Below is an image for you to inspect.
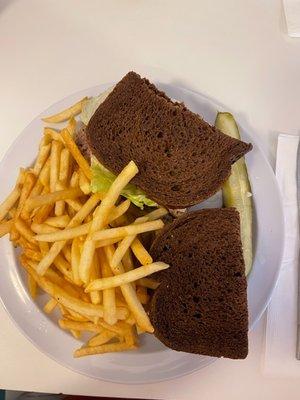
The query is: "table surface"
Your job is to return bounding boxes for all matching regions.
[1,0,300,399]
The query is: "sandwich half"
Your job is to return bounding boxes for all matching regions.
[149,208,248,359]
[86,71,252,208]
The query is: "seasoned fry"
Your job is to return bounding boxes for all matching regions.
[21,180,44,219]
[74,342,136,358]
[99,249,117,325]
[26,187,83,211]
[33,143,51,176]
[104,245,154,332]
[130,238,153,265]
[32,204,53,224]
[43,298,57,314]
[36,193,102,275]
[45,215,70,228]
[0,220,13,238]
[85,262,169,291]
[91,219,164,242]
[61,127,91,180]
[42,97,87,123]
[70,170,79,188]
[79,161,138,284]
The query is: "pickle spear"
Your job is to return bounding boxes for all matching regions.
[215,112,253,275]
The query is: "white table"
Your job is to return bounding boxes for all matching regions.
[0,0,300,399]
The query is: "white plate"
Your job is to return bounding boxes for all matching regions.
[0,83,284,384]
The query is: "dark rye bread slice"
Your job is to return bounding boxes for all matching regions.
[149,208,248,359]
[86,71,252,208]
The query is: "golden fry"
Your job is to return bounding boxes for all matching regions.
[43,298,57,314]
[87,330,117,347]
[137,277,159,290]
[28,273,37,299]
[44,215,70,228]
[42,97,87,123]
[61,127,91,180]
[99,249,117,325]
[74,342,136,358]
[130,238,153,265]
[26,187,83,211]
[0,186,21,222]
[85,262,169,291]
[33,143,51,176]
[14,218,35,244]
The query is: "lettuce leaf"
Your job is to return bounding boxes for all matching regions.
[81,87,114,125]
[91,157,157,210]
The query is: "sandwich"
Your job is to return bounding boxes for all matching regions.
[149,208,248,359]
[77,71,252,209]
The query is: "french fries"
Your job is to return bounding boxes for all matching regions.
[85,262,169,291]
[42,97,87,123]
[0,109,169,357]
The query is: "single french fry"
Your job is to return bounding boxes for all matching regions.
[28,273,37,299]
[0,220,13,238]
[39,158,51,187]
[65,198,83,212]
[79,168,91,195]
[43,298,57,314]
[21,180,44,220]
[23,248,42,262]
[55,148,71,216]
[79,162,138,284]
[61,127,91,180]
[32,204,53,224]
[89,252,102,305]
[99,249,117,325]
[70,170,79,188]
[14,218,36,244]
[70,330,81,339]
[59,319,102,333]
[36,193,103,275]
[65,308,89,322]
[95,237,122,248]
[62,244,72,264]
[44,215,70,228]
[42,97,87,123]
[71,237,82,286]
[87,330,117,347]
[0,186,21,223]
[15,172,36,219]
[85,262,169,291]
[91,220,164,242]
[137,277,160,290]
[104,245,154,333]
[31,222,59,234]
[33,143,51,176]
[74,342,136,358]
[50,141,62,193]
[26,187,83,211]
[130,238,153,265]
[43,127,64,143]
[122,249,134,272]
[53,254,73,281]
